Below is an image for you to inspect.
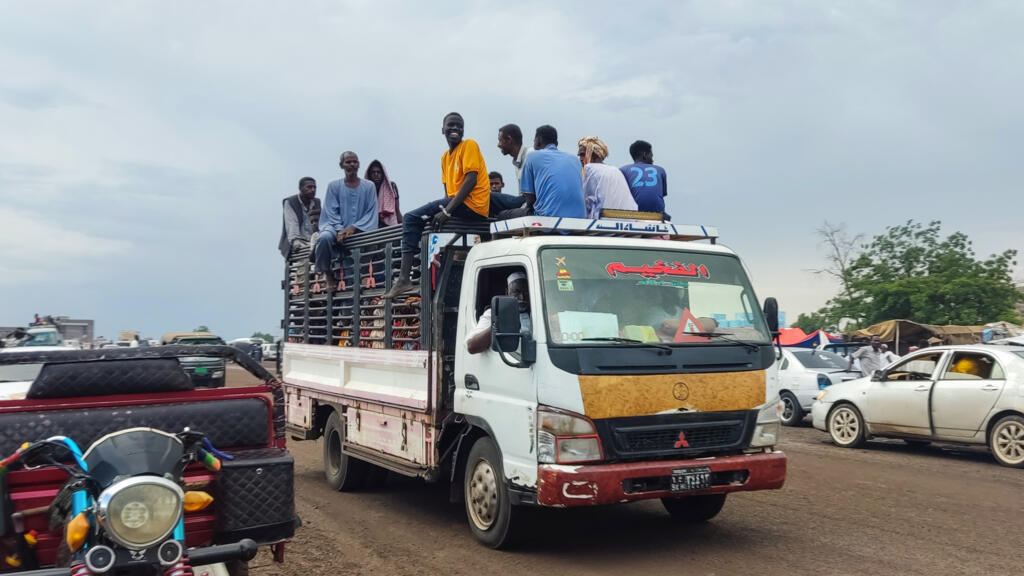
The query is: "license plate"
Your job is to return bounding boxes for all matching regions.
[194,366,208,375]
[670,466,711,492]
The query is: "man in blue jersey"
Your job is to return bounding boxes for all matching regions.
[519,125,585,218]
[620,140,668,215]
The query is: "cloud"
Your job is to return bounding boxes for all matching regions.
[1,1,1022,335]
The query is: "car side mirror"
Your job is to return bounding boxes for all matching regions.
[871,369,884,381]
[491,296,535,367]
[763,297,780,336]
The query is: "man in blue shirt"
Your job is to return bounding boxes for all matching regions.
[316,151,378,291]
[519,125,585,218]
[620,140,668,215]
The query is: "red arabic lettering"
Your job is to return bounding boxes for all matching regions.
[605,261,710,279]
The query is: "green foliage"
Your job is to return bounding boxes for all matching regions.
[194,325,210,332]
[251,331,274,343]
[793,311,842,333]
[807,220,1021,329]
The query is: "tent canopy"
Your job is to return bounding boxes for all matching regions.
[847,319,987,353]
[778,328,842,348]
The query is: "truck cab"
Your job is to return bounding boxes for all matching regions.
[282,216,786,548]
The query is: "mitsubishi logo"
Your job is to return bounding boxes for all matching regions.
[674,431,690,448]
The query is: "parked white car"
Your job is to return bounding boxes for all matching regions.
[777,347,859,426]
[811,344,1024,467]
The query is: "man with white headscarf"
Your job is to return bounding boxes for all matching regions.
[466,271,532,354]
[577,136,637,219]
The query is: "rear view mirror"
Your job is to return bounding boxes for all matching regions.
[763,297,780,335]
[491,296,522,354]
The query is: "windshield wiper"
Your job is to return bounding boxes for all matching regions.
[580,337,672,353]
[685,332,763,352]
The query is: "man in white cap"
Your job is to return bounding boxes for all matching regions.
[466,271,531,354]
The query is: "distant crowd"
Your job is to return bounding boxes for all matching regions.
[279,112,670,296]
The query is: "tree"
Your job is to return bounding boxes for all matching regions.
[811,220,1020,327]
[251,332,274,343]
[793,311,841,333]
[194,325,210,332]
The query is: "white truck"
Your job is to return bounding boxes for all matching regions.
[281,216,786,548]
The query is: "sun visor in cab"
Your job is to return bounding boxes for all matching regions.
[27,358,195,399]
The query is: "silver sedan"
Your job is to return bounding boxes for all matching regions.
[811,344,1024,467]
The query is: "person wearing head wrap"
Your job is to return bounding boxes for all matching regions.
[466,271,532,354]
[364,160,402,227]
[577,136,637,219]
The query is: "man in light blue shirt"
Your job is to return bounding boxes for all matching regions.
[316,151,378,291]
[519,125,585,218]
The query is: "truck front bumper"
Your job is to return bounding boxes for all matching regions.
[536,451,786,507]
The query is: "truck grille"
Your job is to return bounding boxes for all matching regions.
[595,410,755,460]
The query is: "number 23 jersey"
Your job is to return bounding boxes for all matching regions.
[619,162,667,213]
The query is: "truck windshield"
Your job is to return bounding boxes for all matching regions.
[540,247,770,346]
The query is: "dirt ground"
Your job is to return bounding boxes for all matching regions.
[231,365,1024,576]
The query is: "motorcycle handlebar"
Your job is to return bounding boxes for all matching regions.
[14,538,259,575]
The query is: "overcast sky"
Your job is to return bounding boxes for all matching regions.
[2,1,1022,340]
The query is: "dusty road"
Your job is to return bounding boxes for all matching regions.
[232,366,1023,576]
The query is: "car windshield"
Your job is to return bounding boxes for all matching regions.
[0,363,43,383]
[790,349,848,370]
[539,247,770,346]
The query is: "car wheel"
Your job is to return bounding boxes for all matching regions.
[323,411,366,491]
[989,414,1024,468]
[661,494,727,522]
[464,436,518,549]
[779,392,803,426]
[828,403,866,448]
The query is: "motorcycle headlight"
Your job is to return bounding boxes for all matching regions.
[749,398,782,449]
[97,477,183,550]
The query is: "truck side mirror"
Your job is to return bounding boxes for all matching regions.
[763,297,779,335]
[491,296,521,354]
[490,296,535,367]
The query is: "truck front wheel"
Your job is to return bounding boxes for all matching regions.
[323,411,366,491]
[463,437,518,549]
[661,494,727,522]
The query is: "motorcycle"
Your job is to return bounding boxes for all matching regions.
[0,427,257,575]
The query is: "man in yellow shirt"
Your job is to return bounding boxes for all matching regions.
[385,112,490,299]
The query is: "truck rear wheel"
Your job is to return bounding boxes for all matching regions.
[323,411,366,491]
[661,494,727,522]
[463,437,518,549]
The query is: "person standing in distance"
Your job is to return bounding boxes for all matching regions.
[620,140,668,215]
[385,112,490,299]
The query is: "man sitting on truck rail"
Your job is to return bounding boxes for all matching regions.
[278,176,320,258]
[316,151,379,291]
[577,136,637,218]
[385,112,490,299]
[519,124,586,218]
[466,271,531,354]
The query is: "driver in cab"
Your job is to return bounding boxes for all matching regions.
[467,272,531,354]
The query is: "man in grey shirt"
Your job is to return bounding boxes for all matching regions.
[279,177,320,258]
[850,335,885,377]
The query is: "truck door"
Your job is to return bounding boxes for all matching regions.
[454,262,538,487]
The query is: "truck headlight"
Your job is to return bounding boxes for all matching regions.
[97,477,183,550]
[749,398,782,448]
[537,406,603,464]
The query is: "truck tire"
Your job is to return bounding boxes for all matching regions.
[463,436,518,549]
[779,391,803,426]
[323,411,366,491]
[661,494,727,522]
